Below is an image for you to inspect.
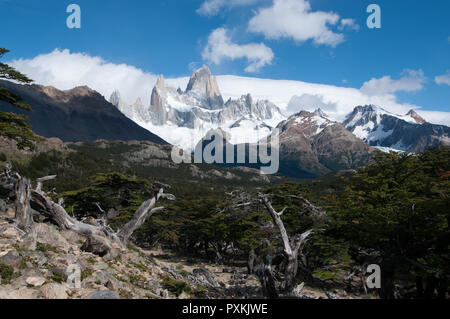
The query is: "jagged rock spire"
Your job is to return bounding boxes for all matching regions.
[185,65,224,109]
[155,75,165,90]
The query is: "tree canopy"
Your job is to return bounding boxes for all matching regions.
[0,48,39,149]
[331,147,450,298]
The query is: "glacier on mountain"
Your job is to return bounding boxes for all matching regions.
[110,65,285,150]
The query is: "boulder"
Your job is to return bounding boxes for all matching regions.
[26,276,46,287]
[40,283,68,299]
[81,235,111,257]
[0,226,18,240]
[83,270,114,286]
[0,250,22,267]
[0,285,41,299]
[84,290,120,299]
[106,279,122,292]
[35,223,70,251]
[178,291,190,299]
[60,229,85,244]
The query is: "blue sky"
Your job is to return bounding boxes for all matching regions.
[1,0,449,114]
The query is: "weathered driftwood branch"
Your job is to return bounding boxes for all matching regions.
[117,182,175,245]
[1,168,176,252]
[35,175,56,192]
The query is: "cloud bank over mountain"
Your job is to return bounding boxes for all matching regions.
[9,49,159,106]
[9,49,450,126]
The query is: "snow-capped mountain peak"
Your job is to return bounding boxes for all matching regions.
[344,105,449,152]
[185,65,224,109]
[313,108,329,118]
[344,105,428,130]
[110,66,285,150]
[276,110,335,139]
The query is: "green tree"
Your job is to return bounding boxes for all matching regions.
[332,147,449,299]
[0,48,39,149]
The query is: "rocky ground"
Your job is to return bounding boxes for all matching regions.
[0,196,264,299]
[0,198,367,300]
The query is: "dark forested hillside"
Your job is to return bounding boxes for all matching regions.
[0,80,168,144]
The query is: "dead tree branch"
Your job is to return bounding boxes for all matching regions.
[0,167,176,253]
[259,193,313,293]
[117,182,175,245]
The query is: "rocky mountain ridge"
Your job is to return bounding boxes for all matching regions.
[343,105,450,152]
[0,80,168,145]
[273,110,374,178]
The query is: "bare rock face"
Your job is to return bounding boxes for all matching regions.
[186,65,224,109]
[274,111,374,178]
[110,90,134,120]
[111,67,284,150]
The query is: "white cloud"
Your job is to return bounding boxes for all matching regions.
[248,0,351,47]
[216,75,412,118]
[7,49,450,127]
[418,110,450,126]
[435,71,450,86]
[9,49,158,105]
[360,70,426,96]
[338,19,360,31]
[213,75,450,126]
[286,94,337,114]
[202,28,274,73]
[197,0,262,17]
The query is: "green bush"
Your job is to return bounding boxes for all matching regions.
[161,275,193,297]
[0,263,15,284]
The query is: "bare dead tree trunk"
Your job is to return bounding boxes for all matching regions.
[14,176,36,249]
[1,168,175,252]
[259,193,313,294]
[221,190,316,298]
[15,177,33,232]
[117,183,175,245]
